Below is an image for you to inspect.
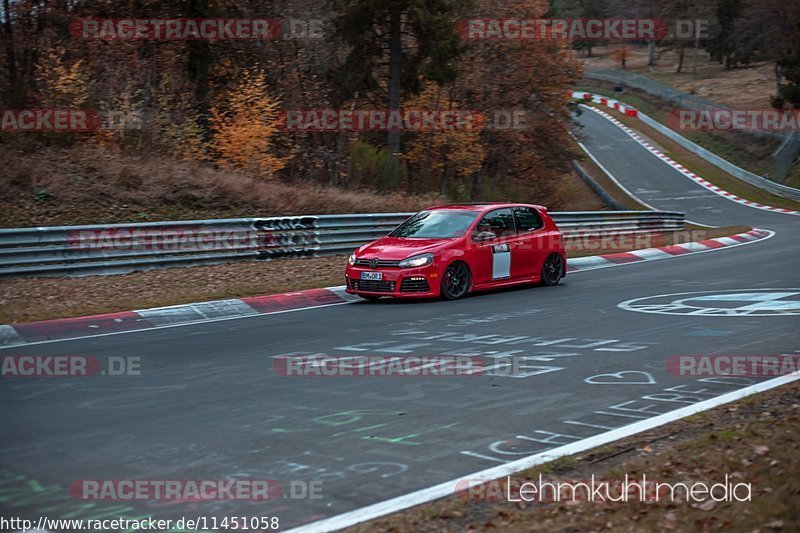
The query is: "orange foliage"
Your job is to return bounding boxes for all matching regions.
[403,85,485,196]
[612,44,631,69]
[209,69,289,179]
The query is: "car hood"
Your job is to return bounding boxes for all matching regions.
[356,236,451,260]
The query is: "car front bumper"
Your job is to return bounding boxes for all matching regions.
[344,264,440,298]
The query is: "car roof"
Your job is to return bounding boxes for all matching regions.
[426,202,546,212]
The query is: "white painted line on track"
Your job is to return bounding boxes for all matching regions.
[580,103,800,217]
[0,228,775,350]
[576,141,666,211]
[567,228,774,273]
[576,139,718,229]
[0,299,352,350]
[288,371,800,532]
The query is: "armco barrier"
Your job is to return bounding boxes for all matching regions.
[636,113,800,201]
[573,91,800,202]
[571,160,630,211]
[0,211,684,278]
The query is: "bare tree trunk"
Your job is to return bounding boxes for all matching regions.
[470,169,483,200]
[1,0,17,91]
[676,44,684,73]
[387,6,402,169]
[775,63,783,97]
[692,26,700,76]
[187,0,211,135]
[648,40,656,66]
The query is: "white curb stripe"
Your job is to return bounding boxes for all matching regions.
[627,248,674,260]
[567,255,613,268]
[676,242,710,252]
[288,371,800,532]
[136,298,259,326]
[579,102,800,217]
[0,230,775,349]
[0,324,26,347]
[566,228,773,273]
[715,236,743,246]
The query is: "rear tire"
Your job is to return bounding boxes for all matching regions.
[540,254,564,286]
[441,262,471,300]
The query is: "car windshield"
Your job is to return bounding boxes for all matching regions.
[389,210,479,239]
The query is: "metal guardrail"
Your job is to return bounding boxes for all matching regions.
[635,113,800,201]
[583,69,799,183]
[575,89,800,201]
[0,211,685,278]
[571,160,630,211]
[584,69,730,113]
[774,131,800,185]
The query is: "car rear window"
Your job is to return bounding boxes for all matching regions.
[514,207,544,231]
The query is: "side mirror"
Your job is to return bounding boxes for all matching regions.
[473,231,497,243]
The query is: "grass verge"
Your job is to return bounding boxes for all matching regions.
[572,152,649,210]
[0,225,750,324]
[579,83,800,188]
[580,99,800,211]
[564,225,750,258]
[0,141,608,228]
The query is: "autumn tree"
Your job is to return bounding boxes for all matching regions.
[611,44,631,69]
[403,85,485,197]
[454,0,582,200]
[707,0,751,68]
[548,0,609,58]
[209,69,289,179]
[663,0,717,75]
[35,47,89,108]
[329,0,467,184]
[735,0,800,108]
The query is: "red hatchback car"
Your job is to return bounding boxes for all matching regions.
[345,203,566,300]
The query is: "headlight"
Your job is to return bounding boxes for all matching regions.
[399,253,434,269]
[348,254,357,266]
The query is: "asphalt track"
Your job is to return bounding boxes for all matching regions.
[1,109,799,530]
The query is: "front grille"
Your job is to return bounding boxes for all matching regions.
[350,279,396,293]
[400,278,430,293]
[354,258,401,268]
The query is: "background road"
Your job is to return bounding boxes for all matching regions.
[2,109,798,529]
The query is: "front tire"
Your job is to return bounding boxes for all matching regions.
[441,261,471,300]
[540,254,564,286]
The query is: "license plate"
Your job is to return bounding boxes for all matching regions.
[361,272,383,281]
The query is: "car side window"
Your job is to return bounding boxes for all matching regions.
[514,207,543,232]
[475,208,516,239]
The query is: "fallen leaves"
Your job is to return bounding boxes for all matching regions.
[0,255,348,323]
[753,445,770,456]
